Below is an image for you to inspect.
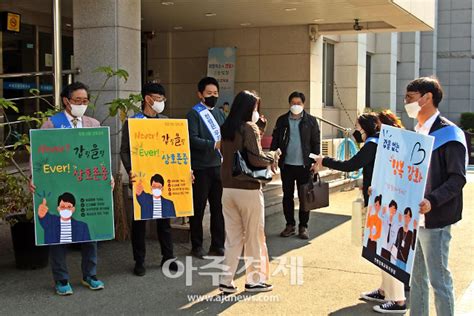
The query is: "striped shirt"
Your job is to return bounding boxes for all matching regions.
[60,220,72,243]
[153,197,162,218]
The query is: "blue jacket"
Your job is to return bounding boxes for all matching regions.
[39,213,91,244]
[136,192,176,219]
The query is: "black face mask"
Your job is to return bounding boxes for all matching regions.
[204,96,218,109]
[353,130,364,143]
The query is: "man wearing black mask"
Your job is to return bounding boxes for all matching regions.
[186,77,226,258]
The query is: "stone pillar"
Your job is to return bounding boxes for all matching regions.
[397,32,421,129]
[371,33,398,111]
[309,35,324,118]
[334,34,367,129]
[73,0,141,172]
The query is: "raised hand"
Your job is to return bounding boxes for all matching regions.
[136,179,144,196]
[38,198,49,218]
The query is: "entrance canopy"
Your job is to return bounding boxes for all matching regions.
[142,0,434,34]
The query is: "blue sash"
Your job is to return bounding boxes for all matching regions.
[430,125,466,151]
[131,112,146,119]
[192,103,221,142]
[430,125,468,166]
[50,112,72,129]
[365,137,379,145]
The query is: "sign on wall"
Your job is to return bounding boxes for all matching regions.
[207,47,236,107]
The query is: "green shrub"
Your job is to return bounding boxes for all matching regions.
[460,112,474,133]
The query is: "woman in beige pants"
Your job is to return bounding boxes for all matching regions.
[218,90,280,293]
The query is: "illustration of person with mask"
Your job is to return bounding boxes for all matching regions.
[135,173,176,219]
[38,192,91,244]
[365,194,383,253]
[186,77,226,259]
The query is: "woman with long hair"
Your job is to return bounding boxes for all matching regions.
[218,90,280,293]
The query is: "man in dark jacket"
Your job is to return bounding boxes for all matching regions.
[120,82,177,276]
[270,91,320,239]
[403,77,467,316]
[186,77,226,258]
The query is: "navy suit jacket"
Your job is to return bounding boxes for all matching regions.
[39,213,91,244]
[136,192,176,219]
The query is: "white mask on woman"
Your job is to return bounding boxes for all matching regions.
[251,111,260,123]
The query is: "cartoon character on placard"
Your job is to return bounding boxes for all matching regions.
[136,173,176,219]
[38,192,91,244]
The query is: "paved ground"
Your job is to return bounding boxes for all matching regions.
[0,174,473,315]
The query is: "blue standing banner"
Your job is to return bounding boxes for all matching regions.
[362,124,434,284]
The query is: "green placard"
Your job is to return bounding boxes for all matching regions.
[30,127,114,246]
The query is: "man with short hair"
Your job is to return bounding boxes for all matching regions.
[120,82,178,276]
[30,81,106,295]
[403,77,467,315]
[271,91,320,239]
[186,77,226,258]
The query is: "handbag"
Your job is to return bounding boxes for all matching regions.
[232,128,273,184]
[299,173,329,212]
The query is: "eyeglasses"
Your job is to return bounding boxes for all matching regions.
[69,98,89,105]
[149,94,166,102]
[404,92,421,103]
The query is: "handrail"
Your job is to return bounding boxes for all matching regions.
[315,115,351,134]
[0,68,80,79]
[4,94,53,102]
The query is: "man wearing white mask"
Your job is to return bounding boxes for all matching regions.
[270,91,320,239]
[120,82,178,276]
[403,77,467,316]
[30,82,106,295]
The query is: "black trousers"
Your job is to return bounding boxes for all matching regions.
[281,164,311,228]
[189,167,225,250]
[131,218,174,264]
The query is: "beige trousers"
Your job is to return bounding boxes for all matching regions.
[381,270,406,301]
[220,188,269,286]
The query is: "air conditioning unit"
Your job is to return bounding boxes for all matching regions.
[321,138,346,158]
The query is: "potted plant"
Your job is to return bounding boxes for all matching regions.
[460,112,474,165]
[0,98,50,269]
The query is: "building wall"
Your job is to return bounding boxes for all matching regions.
[435,0,474,123]
[147,25,329,136]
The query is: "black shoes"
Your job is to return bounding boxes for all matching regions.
[208,247,225,256]
[245,283,273,292]
[134,262,146,276]
[161,257,179,272]
[191,247,207,259]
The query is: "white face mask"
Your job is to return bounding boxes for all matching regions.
[290,105,303,115]
[70,104,87,117]
[152,188,162,197]
[152,101,165,114]
[251,111,260,123]
[404,101,421,119]
[59,209,73,219]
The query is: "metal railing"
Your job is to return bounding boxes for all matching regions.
[0,68,81,149]
[315,115,354,182]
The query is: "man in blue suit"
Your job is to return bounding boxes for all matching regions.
[38,192,91,244]
[136,174,176,219]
